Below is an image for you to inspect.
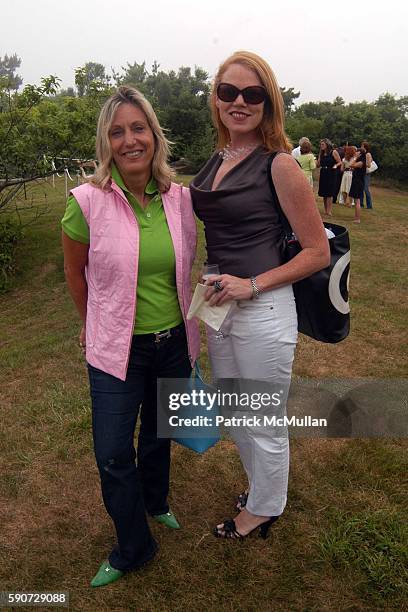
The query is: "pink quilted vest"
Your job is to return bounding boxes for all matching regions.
[71,180,200,381]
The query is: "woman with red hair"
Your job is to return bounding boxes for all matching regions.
[190,51,329,540]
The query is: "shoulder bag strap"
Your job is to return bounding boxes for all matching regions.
[194,360,204,382]
[266,152,293,236]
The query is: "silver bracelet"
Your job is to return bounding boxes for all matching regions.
[250,276,261,300]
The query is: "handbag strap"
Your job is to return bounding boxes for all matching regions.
[194,360,204,381]
[266,152,294,236]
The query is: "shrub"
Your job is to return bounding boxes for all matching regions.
[0,220,22,291]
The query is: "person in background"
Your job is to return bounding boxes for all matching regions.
[62,86,200,587]
[349,147,366,223]
[348,145,358,206]
[291,137,309,159]
[360,141,373,209]
[317,139,342,216]
[297,138,316,187]
[333,142,345,204]
[190,51,329,540]
[339,146,356,207]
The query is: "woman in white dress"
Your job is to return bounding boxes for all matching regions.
[340,146,356,207]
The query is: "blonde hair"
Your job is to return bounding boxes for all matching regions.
[90,86,174,191]
[210,50,292,153]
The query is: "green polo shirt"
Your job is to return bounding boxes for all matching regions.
[61,166,183,334]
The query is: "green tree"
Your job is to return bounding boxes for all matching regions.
[0,76,62,211]
[0,72,63,289]
[280,86,300,114]
[0,53,23,90]
[1,77,61,177]
[58,87,76,97]
[286,116,324,149]
[114,61,148,86]
[75,62,109,96]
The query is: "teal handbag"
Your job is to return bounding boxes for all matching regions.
[173,362,220,453]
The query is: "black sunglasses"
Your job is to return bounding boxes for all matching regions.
[217,82,267,105]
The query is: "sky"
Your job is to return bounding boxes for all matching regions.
[2,0,407,104]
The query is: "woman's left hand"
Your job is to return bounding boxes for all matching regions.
[79,325,86,355]
[204,275,253,306]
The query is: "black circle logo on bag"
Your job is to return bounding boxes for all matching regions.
[328,251,350,314]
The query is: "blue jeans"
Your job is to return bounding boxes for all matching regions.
[88,323,191,571]
[360,174,372,209]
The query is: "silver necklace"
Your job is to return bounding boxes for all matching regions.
[219,143,259,161]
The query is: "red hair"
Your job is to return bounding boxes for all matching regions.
[210,50,292,153]
[344,146,355,161]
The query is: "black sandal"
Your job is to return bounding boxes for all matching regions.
[213,516,279,540]
[236,490,249,511]
[213,518,243,539]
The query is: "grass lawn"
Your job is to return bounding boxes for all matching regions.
[0,177,407,611]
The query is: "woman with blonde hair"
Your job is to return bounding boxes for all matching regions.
[62,86,200,586]
[340,145,356,207]
[190,51,329,539]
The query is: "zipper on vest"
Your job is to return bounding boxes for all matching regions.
[112,185,139,378]
[180,254,192,364]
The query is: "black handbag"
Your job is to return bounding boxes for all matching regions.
[267,153,350,343]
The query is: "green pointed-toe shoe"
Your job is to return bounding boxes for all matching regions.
[91,560,124,588]
[153,509,181,529]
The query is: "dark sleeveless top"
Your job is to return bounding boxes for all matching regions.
[349,151,366,198]
[319,152,335,169]
[190,146,285,278]
[318,151,337,197]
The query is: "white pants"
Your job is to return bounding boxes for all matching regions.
[207,285,297,516]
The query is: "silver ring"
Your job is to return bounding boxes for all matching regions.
[214,280,223,292]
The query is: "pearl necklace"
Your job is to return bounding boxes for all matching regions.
[219,143,259,161]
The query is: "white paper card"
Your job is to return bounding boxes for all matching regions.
[187,283,233,331]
